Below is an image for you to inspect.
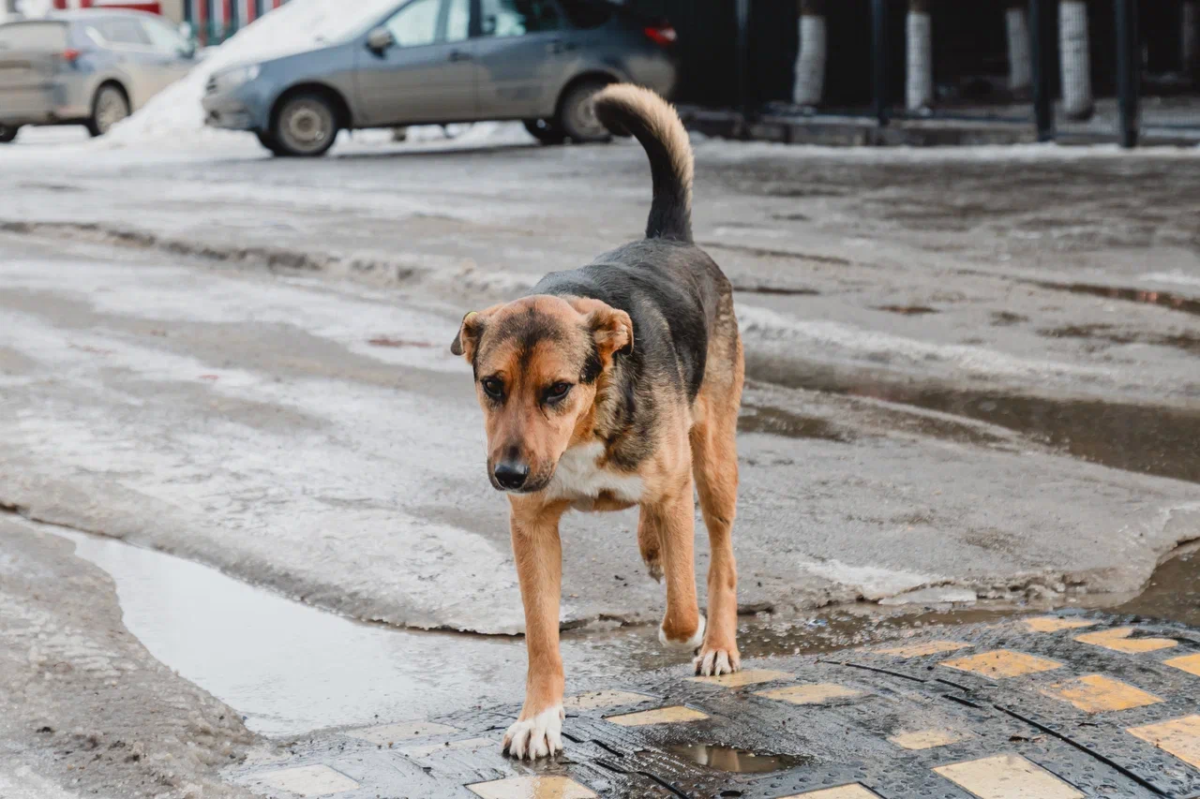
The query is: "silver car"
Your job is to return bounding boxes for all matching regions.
[0,10,195,143]
[202,0,677,157]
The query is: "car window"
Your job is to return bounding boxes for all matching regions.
[0,22,68,50]
[557,0,612,29]
[140,17,189,55]
[96,18,151,47]
[445,0,469,43]
[479,0,561,38]
[383,0,440,47]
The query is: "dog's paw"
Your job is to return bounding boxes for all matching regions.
[659,615,705,651]
[694,646,741,677]
[501,704,564,760]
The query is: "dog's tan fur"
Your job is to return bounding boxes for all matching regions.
[452,85,742,759]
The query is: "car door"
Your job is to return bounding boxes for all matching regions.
[472,0,570,119]
[88,17,159,107]
[353,0,476,127]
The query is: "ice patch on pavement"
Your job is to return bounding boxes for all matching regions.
[1144,270,1200,289]
[801,560,941,602]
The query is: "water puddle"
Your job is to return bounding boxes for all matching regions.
[874,305,940,316]
[1029,281,1200,318]
[1039,324,1200,356]
[1113,544,1200,627]
[667,744,811,773]
[733,284,821,297]
[738,406,852,442]
[747,356,1200,485]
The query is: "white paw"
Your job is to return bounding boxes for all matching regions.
[658,615,705,651]
[694,647,741,677]
[502,704,564,760]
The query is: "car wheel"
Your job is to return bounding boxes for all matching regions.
[556,81,612,144]
[0,125,18,144]
[87,85,130,137]
[255,130,287,156]
[523,118,566,146]
[271,93,339,157]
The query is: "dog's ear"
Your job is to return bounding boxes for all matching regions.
[450,311,485,360]
[571,298,633,360]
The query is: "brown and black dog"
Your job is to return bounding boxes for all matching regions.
[450,84,743,760]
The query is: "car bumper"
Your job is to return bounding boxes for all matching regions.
[202,83,271,132]
[0,84,89,125]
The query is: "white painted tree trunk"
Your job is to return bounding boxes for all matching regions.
[1006,5,1032,91]
[1059,0,1093,120]
[793,13,827,106]
[1183,1,1198,75]
[906,10,933,111]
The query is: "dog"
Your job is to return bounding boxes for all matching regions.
[450,84,743,760]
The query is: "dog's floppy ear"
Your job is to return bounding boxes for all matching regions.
[571,298,633,360]
[450,311,485,360]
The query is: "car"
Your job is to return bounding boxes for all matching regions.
[0,10,196,143]
[201,0,678,157]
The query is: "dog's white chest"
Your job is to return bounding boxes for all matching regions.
[546,441,644,507]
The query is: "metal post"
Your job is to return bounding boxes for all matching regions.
[1115,0,1140,148]
[735,0,752,121]
[1028,0,1055,141]
[871,0,890,126]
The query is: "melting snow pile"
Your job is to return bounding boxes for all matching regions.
[109,0,528,148]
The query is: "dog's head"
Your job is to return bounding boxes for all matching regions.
[451,295,633,494]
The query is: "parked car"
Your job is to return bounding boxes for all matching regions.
[0,10,195,142]
[202,0,677,157]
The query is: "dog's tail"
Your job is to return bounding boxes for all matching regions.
[593,84,693,243]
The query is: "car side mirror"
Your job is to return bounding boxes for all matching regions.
[366,27,394,52]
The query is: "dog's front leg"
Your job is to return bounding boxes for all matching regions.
[502,498,567,760]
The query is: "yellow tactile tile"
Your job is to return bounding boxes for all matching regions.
[755,683,863,705]
[933,753,1084,799]
[467,775,598,799]
[604,705,708,726]
[1127,715,1200,769]
[688,668,794,688]
[874,641,971,658]
[778,785,881,798]
[255,765,360,797]
[1039,674,1162,714]
[345,720,459,744]
[939,649,1063,680]
[1164,653,1200,678]
[1075,627,1178,654]
[1023,617,1098,633]
[563,690,652,711]
[888,728,969,750]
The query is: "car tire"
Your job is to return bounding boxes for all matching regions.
[255,130,287,156]
[556,80,612,144]
[0,125,18,144]
[270,93,339,157]
[523,118,566,146]
[86,84,130,137]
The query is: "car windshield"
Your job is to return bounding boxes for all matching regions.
[0,22,69,51]
[309,0,410,45]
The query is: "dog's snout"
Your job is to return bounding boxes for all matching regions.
[494,460,530,491]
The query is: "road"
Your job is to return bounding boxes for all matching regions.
[0,128,1198,796]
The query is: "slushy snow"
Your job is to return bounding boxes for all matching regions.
[108,0,531,149]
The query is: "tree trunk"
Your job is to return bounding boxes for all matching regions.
[1183,1,1198,79]
[1059,0,1093,120]
[1005,2,1032,92]
[793,0,827,107]
[906,0,933,112]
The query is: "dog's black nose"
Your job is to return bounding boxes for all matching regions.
[494,461,529,490]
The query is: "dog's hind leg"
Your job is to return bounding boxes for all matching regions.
[502,499,568,760]
[644,474,704,651]
[638,513,663,583]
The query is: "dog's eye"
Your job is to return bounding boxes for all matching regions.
[545,382,572,402]
[481,377,504,399]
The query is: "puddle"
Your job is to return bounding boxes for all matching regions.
[368,337,435,348]
[874,305,940,316]
[747,356,1200,485]
[1112,546,1200,627]
[732,283,821,297]
[990,311,1029,326]
[1030,281,1200,318]
[1039,324,1200,356]
[667,744,811,773]
[738,406,852,442]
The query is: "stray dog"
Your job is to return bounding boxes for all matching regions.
[450,84,743,760]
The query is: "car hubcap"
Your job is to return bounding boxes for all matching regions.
[570,89,606,138]
[96,91,128,134]
[283,102,331,152]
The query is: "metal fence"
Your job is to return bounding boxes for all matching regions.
[663,0,1200,147]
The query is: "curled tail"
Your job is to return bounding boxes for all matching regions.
[593,84,693,243]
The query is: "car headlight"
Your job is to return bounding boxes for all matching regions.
[212,64,260,92]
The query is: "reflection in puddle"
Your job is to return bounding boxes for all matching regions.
[668,744,811,773]
[747,355,1200,485]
